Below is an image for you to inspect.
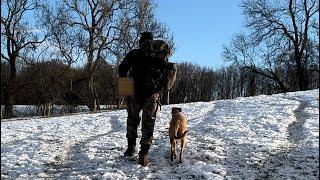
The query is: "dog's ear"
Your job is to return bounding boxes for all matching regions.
[172,107,182,113]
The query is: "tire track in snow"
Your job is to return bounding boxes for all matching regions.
[288,101,308,143]
[43,131,116,179]
[43,113,127,179]
[181,102,227,179]
[256,97,317,179]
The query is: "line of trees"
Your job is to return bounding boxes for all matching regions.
[2,58,318,114]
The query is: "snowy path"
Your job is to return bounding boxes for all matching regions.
[288,100,308,143]
[255,94,319,179]
[1,89,319,179]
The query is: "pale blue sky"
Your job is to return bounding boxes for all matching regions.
[155,0,245,68]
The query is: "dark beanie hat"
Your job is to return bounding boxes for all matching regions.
[139,32,153,43]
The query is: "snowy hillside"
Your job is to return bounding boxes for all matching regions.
[1,89,319,179]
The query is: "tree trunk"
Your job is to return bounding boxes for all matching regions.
[117,98,124,109]
[296,61,307,91]
[247,74,255,97]
[295,48,308,91]
[162,89,170,105]
[44,102,51,117]
[3,59,16,119]
[4,87,14,119]
[87,77,97,113]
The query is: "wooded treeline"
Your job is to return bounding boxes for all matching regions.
[1,0,319,118]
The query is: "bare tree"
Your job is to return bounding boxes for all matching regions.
[1,0,48,118]
[40,0,131,112]
[223,0,319,92]
[240,0,319,91]
[223,33,290,93]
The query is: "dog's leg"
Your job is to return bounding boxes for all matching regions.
[170,138,173,161]
[173,139,177,160]
[179,137,186,163]
[170,138,176,161]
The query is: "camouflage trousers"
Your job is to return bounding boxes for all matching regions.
[126,93,160,146]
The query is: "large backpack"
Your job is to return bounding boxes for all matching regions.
[141,39,177,98]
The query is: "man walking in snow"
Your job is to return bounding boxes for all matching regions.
[119,32,171,166]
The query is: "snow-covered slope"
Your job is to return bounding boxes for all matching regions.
[1,89,319,179]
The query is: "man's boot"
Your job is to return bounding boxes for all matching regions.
[138,144,150,166]
[124,138,136,156]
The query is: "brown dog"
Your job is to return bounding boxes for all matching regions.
[169,107,188,163]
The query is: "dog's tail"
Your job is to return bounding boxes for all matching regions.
[175,130,188,139]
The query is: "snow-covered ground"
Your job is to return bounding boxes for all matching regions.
[1,89,319,179]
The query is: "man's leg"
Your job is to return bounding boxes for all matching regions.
[124,96,142,156]
[139,93,160,165]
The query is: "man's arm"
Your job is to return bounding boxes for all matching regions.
[119,50,135,77]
